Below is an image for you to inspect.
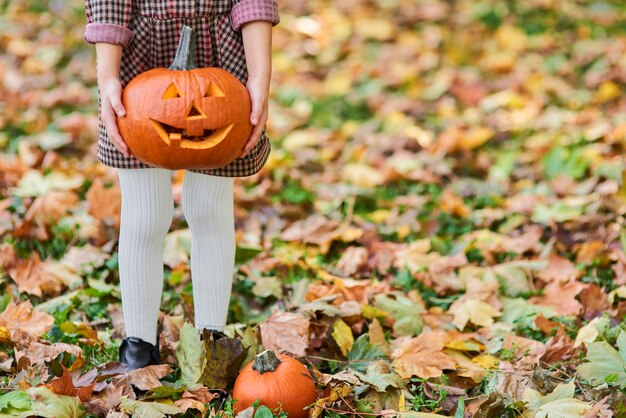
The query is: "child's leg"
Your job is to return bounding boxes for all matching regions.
[181,171,235,332]
[117,168,174,345]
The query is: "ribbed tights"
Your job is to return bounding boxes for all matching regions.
[116,168,235,345]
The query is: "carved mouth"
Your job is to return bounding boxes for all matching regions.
[149,119,233,149]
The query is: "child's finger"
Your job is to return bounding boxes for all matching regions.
[102,101,129,157]
[249,98,263,125]
[109,94,126,117]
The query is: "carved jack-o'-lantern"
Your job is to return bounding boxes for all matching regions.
[117,26,252,170]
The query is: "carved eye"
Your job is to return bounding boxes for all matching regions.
[162,83,183,99]
[205,82,225,98]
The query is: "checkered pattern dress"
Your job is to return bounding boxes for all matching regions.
[84,0,280,177]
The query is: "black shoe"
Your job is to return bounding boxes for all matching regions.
[119,336,160,371]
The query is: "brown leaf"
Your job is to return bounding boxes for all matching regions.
[534,315,563,334]
[86,178,121,229]
[576,240,605,264]
[0,300,54,341]
[86,383,124,416]
[201,332,248,389]
[46,364,96,402]
[279,214,361,253]
[536,254,580,284]
[502,335,546,365]
[24,191,79,225]
[61,244,110,275]
[391,331,456,379]
[530,280,586,316]
[113,364,173,391]
[174,398,207,413]
[579,283,609,320]
[450,82,488,106]
[541,329,577,363]
[260,312,310,357]
[368,318,390,356]
[7,252,63,296]
[180,387,218,404]
[14,341,83,367]
[336,246,369,277]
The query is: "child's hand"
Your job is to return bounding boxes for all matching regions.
[99,77,131,158]
[239,78,269,158]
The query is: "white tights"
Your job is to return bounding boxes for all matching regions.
[116,168,235,345]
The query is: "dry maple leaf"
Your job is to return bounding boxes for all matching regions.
[579,283,609,320]
[14,341,83,367]
[391,331,457,379]
[336,246,369,277]
[502,335,546,365]
[7,252,63,297]
[536,254,581,283]
[530,280,587,316]
[86,178,121,229]
[0,300,54,341]
[259,311,310,357]
[450,298,502,330]
[46,364,95,402]
[24,190,79,225]
[86,383,124,416]
[541,328,578,363]
[113,364,174,391]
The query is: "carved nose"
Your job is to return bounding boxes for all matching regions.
[186,101,206,119]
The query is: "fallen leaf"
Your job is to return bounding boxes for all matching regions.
[332,319,354,356]
[86,178,121,229]
[391,332,457,379]
[175,323,205,385]
[576,330,626,387]
[450,299,501,330]
[260,312,310,357]
[119,397,181,418]
[25,386,85,418]
[0,300,54,341]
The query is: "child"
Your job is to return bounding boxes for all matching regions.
[84,0,279,370]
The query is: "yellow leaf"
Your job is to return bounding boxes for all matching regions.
[595,81,621,104]
[361,304,388,320]
[451,299,501,330]
[342,163,386,187]
[573,316,609,348]
[458,126,494,150]
[444,339,485,352]
[0,326,10,344]
[472,354,500,370]
[332,319,354,356]
[608,285,626,305]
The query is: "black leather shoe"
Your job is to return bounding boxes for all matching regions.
[119,336,160,371]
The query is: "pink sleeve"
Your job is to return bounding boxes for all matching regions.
[230,0,280,31]
[84,0,134,47]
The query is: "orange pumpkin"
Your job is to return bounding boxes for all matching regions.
[232,350,317,418]
[117,25,252,170]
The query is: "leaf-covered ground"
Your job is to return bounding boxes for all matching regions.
[1,0,626,416]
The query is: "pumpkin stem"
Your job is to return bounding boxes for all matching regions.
[169,25,197,70]
[252,349,281,374]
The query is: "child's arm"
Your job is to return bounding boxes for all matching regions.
[95,43,131,157]
[84,0,134,157]
[230,0,280,157]
[239,21,273,157]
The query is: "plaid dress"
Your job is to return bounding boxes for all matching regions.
[84,0,280,177]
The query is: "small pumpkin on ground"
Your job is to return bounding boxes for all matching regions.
[232,349,317,418]
[117,25,252,170]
